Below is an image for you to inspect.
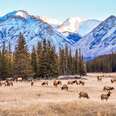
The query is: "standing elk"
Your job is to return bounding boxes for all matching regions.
[111,79,116,83]
[5,80,13,87]
[67,80,77,85]
[53,80,62,87]
[31,80,34,86]
[103,86,114,91]
[79,92,89,99]
[78,80,85,86]
[101,91,111,101]
[61,84,68,91]
[97,76,102,81]
[41,81,48,86]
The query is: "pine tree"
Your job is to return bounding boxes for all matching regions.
[0,42,9,79]
[37,39,48,78]
[62,44,68,75]
[74,49,79,74]
[78,49,87,76]
[36,41,42,78]
[31,46,37,78]
[37,39,58,79]
[68,48,73,74]
[58,48,65,75]
[7,42,14,77]
[14,33,33,79]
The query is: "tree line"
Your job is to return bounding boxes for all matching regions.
[87,53,116,73]
[0,33,86,80]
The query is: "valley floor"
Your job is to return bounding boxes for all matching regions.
[0,73,116,116]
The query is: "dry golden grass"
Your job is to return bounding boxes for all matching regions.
[0,73,116,116]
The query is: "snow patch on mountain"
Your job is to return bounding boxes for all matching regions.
[38,16,62,26]
[58,17,85,33]
[0,10,71,51]
[16,10,29,18]
[74,15,116,60]
[79,19,100,36]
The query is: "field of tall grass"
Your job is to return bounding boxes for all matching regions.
[0,73,116,116]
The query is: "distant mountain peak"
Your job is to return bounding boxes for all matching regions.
[65,17,85,23]
[107,15,116,19]
[38,16,62,26]
[58,17,85,33]
[74,15,116,60]
[15,10,29,18]
[0,10,71,51]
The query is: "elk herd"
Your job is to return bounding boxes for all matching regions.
[0,75,115,101]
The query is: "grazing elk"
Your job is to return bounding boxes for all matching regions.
[97,76,102,81]
[31,80,34,86]
[101,91,111,101]
[0,81,6,86]
[5,80,13,87]
[79,92,89,99]
[67,80,77,85]
[111,79,116,83]
[41,81,48,86]
[103,86,114,91]
[53,80,62,87]
[78,80,85,86]
[61,84,68,91]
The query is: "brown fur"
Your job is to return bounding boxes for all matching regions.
[53,80,62,87]
[67,80,77,85]
[79,92,89,99]
[103,86,114,91]
[79,81,85,86]
[101,91,111,101]
[97,76,102,81]
[41,81,48,86]
[31,81,34,86]
[111,79,116,83]
[61,84,68,91]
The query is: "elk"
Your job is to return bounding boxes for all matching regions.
[79,92,89,99]
[78,80,85,86]
[41,81,48,86]
[31,80,34,86]
[101,91,111,101]
[111,79,116,83]
[103,86,114,91]
[53,80,62,87]
[61,84,68,91]
[97,76,102,81]
[67,80,77,85]
[5,80,13,87]
[0,81,6,86]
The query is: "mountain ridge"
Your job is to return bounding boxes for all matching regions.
[0,10,72,50]
[74,15,116,60]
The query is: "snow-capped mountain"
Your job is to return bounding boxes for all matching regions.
[0,10,115,60]
[37,16,62,27]
[58,17,84,34]
[79,19,100,36]
[0,10,71,50]
[57,17,100,37]
[74,15,116,60]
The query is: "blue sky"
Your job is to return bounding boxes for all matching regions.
[0,0,116,21]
